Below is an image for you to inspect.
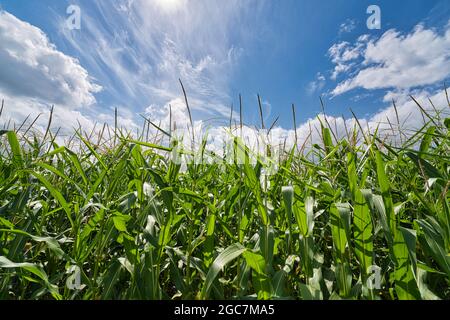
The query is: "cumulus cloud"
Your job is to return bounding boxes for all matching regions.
[0,11,101,108]
[145,98,192,132]
[134,86,449,166]
[0,91,140,148]
[0,10,110,141]
[288,89,449,155]
[328,35,369,80]
[331,22,450,96]
[0,93,95,138]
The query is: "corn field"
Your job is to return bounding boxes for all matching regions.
[0,94,449,300]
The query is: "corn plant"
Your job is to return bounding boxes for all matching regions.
[0,94,449,300]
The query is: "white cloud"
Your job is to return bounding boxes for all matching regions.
[339,19,357,35]
[145,98,191,131]
[57,0,261,122]
[328,35,369,80]
[0,91,140,147]
[153,0,187,13]
[0,10,109,140]
[0,93,96,137]
[331,23,450,96]
[370,89,448,133]
[133,88,449,165]
[307,72,326,94]
[0,11,101,107]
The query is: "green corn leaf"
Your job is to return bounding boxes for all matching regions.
[127,139,172,152]
[353,189,373,279]
[375,151,396,237]
[204,213,216,268]
[419,126,436,154]
[243,251,266,275]
[7,131,24,169]
[348,153,373,279]
[416,219,450,278]
[330,203,350,262]
[200,243,246,299]
[393,229,421,300]
[0,229,68,260]
[407,152,445,182]
[27,170,74,229]
[321,126,333,154]
[0,256,61,299]
[101,260,123,299]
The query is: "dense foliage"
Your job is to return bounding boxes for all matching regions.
[0,96,449,300]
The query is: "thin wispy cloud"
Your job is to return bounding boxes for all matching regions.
[57,0,264,124]
[338,19,357,35]
[307,72,326,95]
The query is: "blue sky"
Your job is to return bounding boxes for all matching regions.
[0,0,449,140]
